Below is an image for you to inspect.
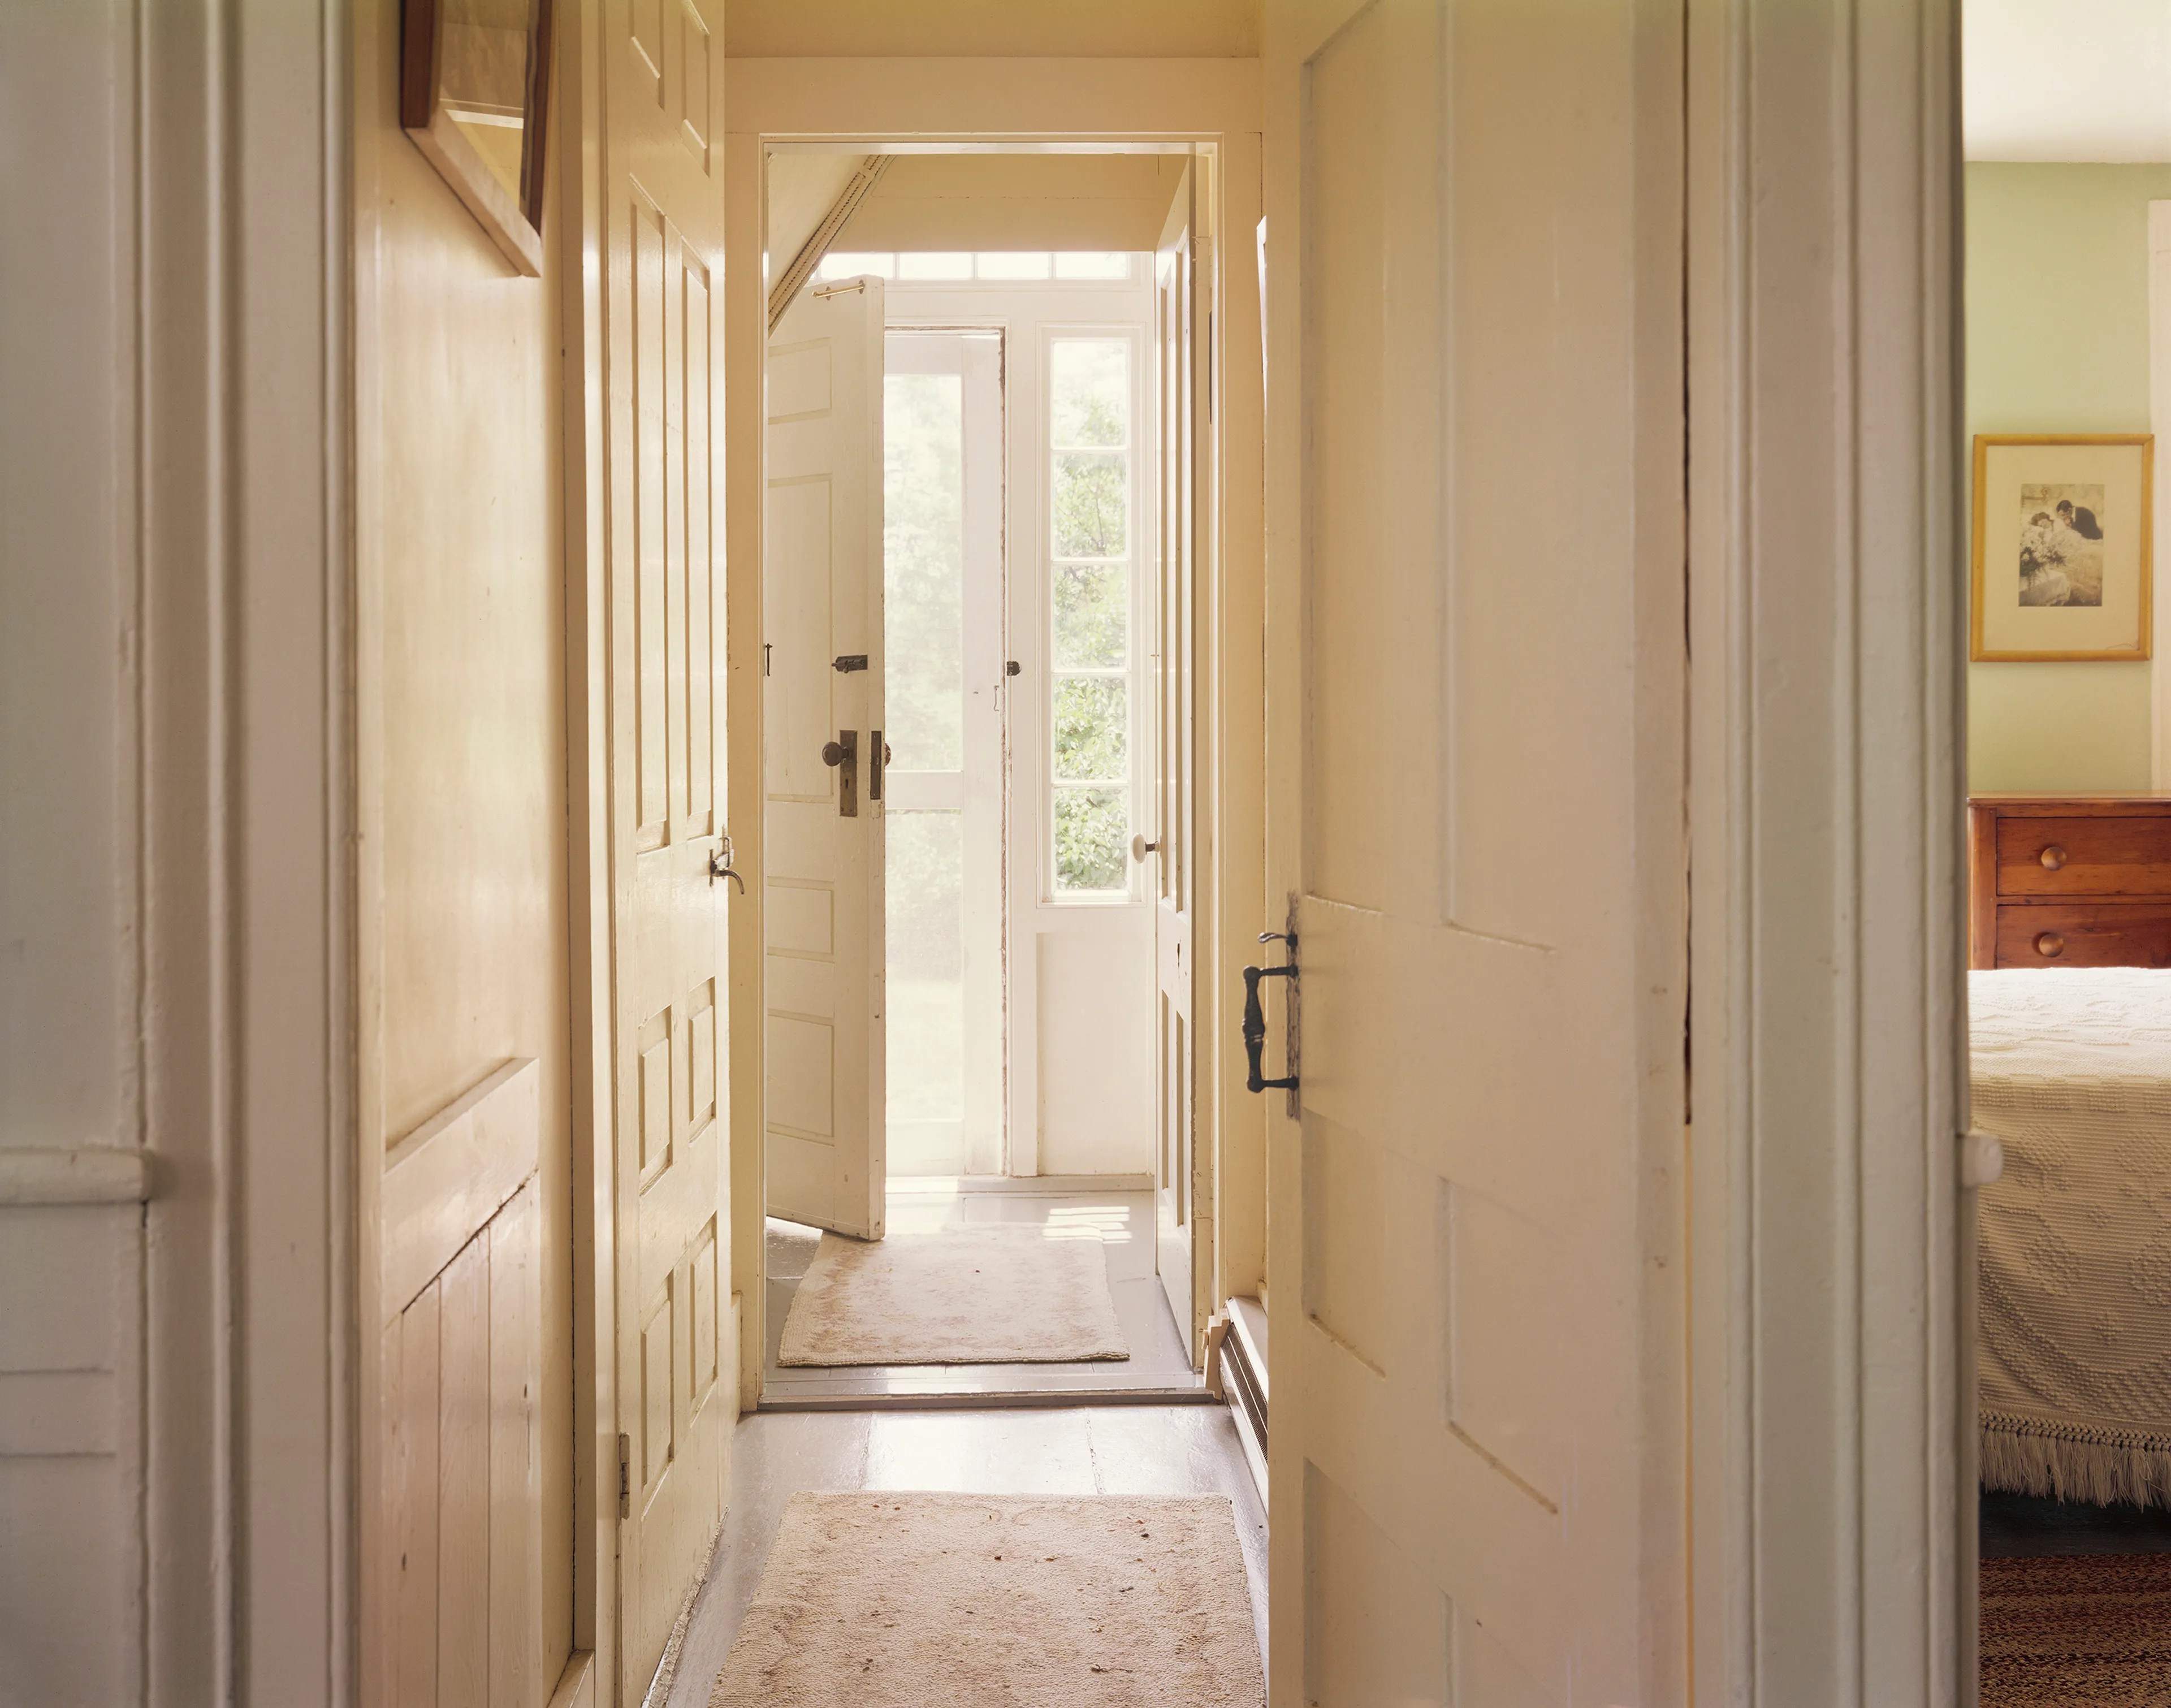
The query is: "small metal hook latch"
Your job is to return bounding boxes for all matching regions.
[708,834,745,894]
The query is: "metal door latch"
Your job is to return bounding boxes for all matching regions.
[821,729,859,816]
[708,832,745,893]
[1242,929,1299,1093]
[832,654,870,673]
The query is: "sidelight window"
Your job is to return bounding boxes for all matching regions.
[1047,335,1136,896]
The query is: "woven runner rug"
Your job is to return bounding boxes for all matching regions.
[709,1492,1263,1707]
[776,1224,1129,1365]
[1982,1552,2171,1704]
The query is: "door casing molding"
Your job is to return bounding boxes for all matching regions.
[723,58,1269,1407]
[1685,0,1969,1698]
[131,0,360,1698]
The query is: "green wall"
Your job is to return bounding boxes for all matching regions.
[1967,163,2171,793]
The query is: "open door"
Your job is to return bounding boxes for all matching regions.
[1151,162,1202,1359]
[595,0,732,1694]
[763,279,886,1240]
[1265,0,1685,1700]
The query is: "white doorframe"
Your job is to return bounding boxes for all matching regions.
[2148,200,2171,783]
[49,0,364,1697]
[724,67,1267,1408]
[1683,0,1970,1699]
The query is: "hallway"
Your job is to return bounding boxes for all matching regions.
[5,0,1979,1700]
[655,1406,1269,1707]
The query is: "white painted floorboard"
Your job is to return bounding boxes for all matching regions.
[658,1405,1269,1708]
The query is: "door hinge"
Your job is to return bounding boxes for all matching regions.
[617,1433,631,1519]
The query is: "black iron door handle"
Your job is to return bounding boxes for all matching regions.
[1243,931,1299,1093]
[820,729,858,816]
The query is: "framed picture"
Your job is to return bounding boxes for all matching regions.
[1971,434,2153,661]
[401,0,553,276]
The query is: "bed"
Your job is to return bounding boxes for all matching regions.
[1973,966,2171,1508]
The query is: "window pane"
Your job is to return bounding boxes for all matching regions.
[819,250,894,279]
[976,251,1052,279]
[1053,561,1127,669]
[1050,340,1128,447]
[1054,788,1128,892]
[1054,252,1132,280]
[884,367,965,771]
[897,251,973,280]
[1052,675,1127,781]
[1053,452,1127,558]
[886,809,964,1132]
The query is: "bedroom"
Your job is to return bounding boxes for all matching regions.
[1965,1,2171,1696]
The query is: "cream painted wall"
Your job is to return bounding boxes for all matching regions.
[0,10,142,1702]
[1967,163,2171,791]
[354,0,573,1678]
[729,0,1260,58]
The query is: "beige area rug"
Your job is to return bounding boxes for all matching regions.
[709,1492,1264,1707]
[1982,1553,2171,1703]
[776,1225,1129,1365]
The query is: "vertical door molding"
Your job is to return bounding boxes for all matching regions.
[1685,0,1969,1700]
[126,0,358,1699]
[557,0,621,1683]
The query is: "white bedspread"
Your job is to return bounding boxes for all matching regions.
[1972,967,2171,1508]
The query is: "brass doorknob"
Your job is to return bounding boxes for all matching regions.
[2040,845,2068,871]
[2036,932,2065,958]
[821,741,846,766]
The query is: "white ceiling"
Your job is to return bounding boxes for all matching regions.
[1966,0,2171,161]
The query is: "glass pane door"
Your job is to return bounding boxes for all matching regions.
[883,331,1005,1175]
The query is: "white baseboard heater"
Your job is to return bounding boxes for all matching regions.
[1215,1295,1268,1508]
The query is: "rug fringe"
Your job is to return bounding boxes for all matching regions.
[1982,1422,2171,1510]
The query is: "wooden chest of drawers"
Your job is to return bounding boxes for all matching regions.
[1969,795,2171,969]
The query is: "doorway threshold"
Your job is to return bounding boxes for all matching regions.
[888,1173,1154,1195]
[756,1383,1216,1415]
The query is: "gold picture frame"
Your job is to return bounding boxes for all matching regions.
[401,0,553,276]
[1971,433,2153,662]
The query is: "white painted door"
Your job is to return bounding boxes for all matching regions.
[881,329,1006,1179]
[1151,168,1200,1355]
[1266,0,1685,1701]
[598,0,730,1695]
[764,280,886,1238]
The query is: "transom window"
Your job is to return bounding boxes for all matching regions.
[815,250,1137,284]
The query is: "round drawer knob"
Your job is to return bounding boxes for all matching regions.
[2040,845,2069,871]
[2036,932,2066,958]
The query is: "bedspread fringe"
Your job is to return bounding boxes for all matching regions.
[1982,1415,2171,1511]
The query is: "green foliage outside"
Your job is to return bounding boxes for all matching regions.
[1053,561,1126,669]
[1047,345,1133,894]
[1054,787,1127,892]
[1053,450,1127,559]
[884,373,965,771]
[1050,341,1128,447]
[1052,676,1126,780]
